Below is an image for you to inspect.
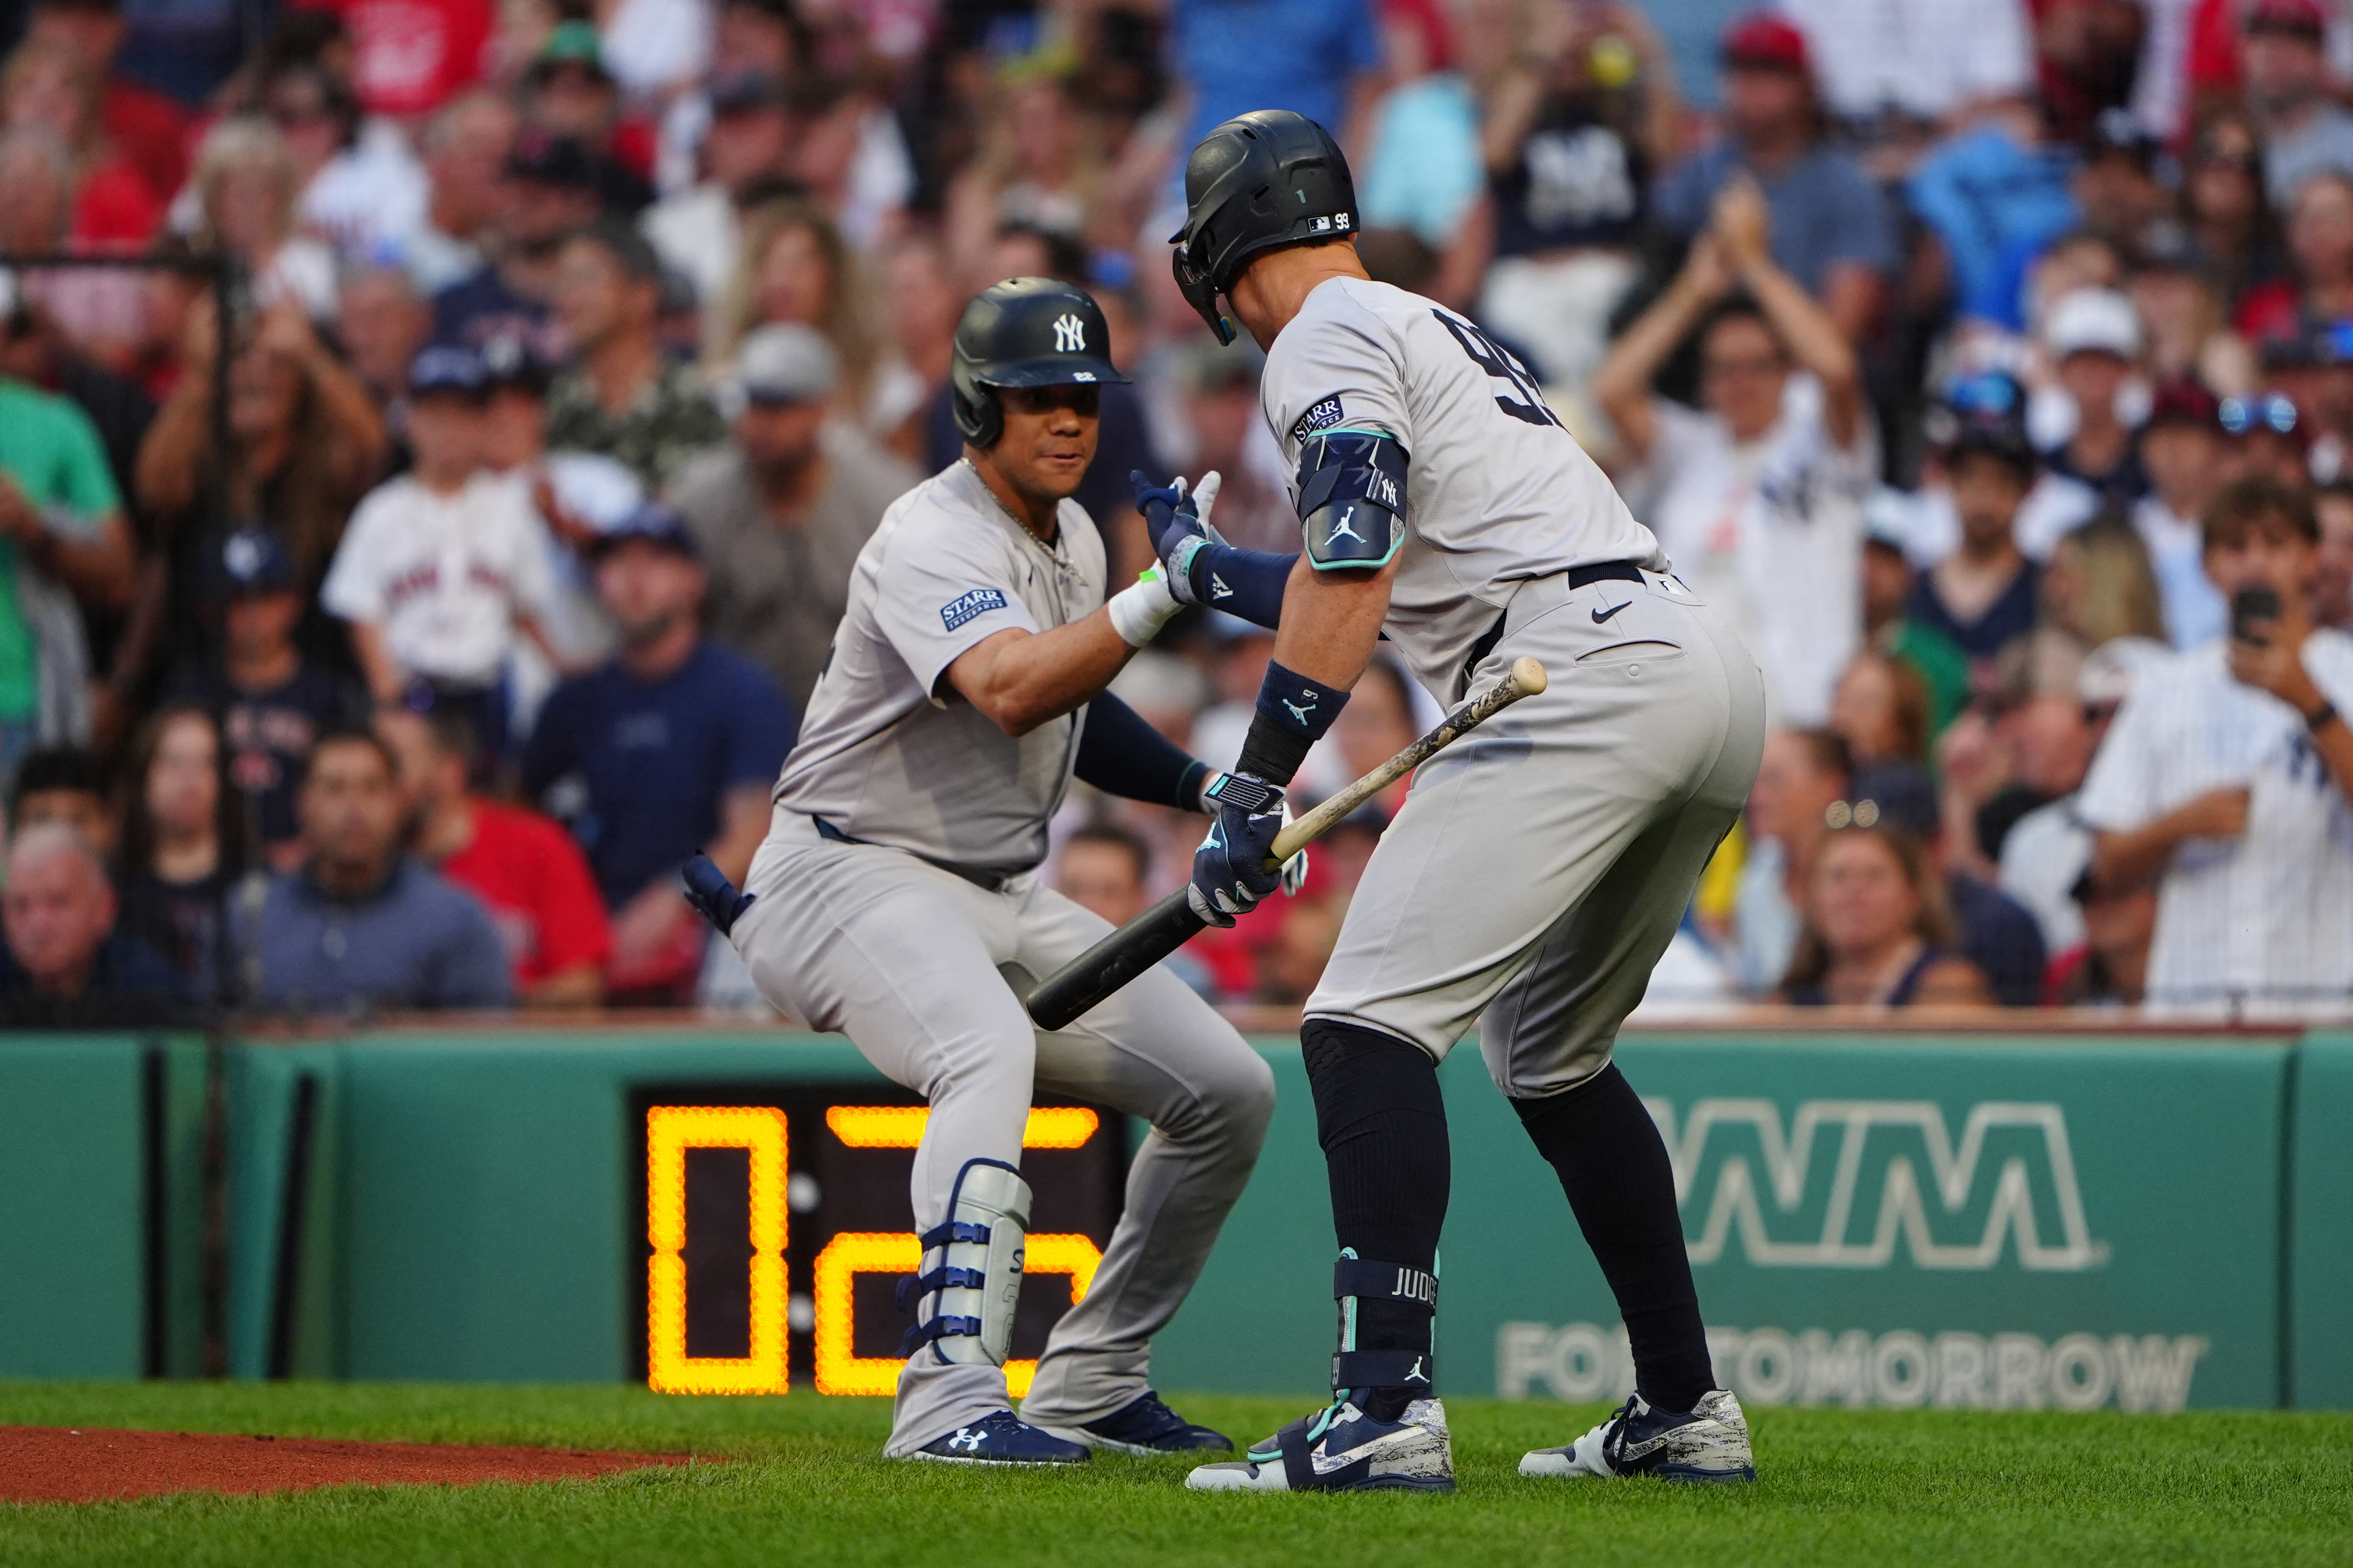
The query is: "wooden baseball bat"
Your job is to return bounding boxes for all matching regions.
[1024,656,1549,1031]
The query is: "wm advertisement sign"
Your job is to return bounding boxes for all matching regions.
[1481,1042,2290,1412]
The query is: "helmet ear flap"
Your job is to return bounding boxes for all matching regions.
[950,365,1003,448]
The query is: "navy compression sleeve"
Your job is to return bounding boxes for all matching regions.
[1181,543,1294,630]
[1076,691,1213,811]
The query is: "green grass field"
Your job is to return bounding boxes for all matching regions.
[3,1382,2349,1566]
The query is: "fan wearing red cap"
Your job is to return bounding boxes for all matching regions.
[1652,9,1896,342]
[2242,0,2353,206]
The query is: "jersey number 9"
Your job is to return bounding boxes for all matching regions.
[1433,310,1563,431]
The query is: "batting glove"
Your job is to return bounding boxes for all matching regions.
[1130,469,1223,606]
[1190,770,1287,926]
[682,854,756,936]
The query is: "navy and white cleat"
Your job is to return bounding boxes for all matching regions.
[1039,1390,1233,1455]
[908,1411,1092,1467]
[1185,1394,1453,1493]
[1519,1389,1755,1483]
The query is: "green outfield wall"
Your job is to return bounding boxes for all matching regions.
[2,1025,2346,1409]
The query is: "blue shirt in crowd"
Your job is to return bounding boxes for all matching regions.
[1655,140,1900,296]
[524,640,795,908]
[1908,125,2081,330]
[1170,0,1382,191]
[240,860,512,1014]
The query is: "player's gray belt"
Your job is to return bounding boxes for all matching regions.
[1462,559,1648,682]
[809,815,1015,892]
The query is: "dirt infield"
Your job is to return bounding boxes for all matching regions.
[0,1425,694,1504]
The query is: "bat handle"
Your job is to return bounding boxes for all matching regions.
[1026,888,1207,1031]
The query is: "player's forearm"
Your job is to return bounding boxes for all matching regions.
[1270,554,1395,690]
[950,613,1135,737]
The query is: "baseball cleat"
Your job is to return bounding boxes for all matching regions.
[906,1410,1092,1466]
[1518,1389,1755,1483]
[1038,1390,1233,1455]
[1185,1394,1453,1493]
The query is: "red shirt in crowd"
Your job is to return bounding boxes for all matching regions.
[440,799,611,989]
[292,0,493,119]
[100,79,192,205]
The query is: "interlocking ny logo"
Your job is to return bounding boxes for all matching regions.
[1053,313,1086,353]
[1646,1099,2110,1271]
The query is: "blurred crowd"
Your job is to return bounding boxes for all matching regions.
[8,0,2353,1022]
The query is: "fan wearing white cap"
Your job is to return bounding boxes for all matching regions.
[2037,287,2151,507]
[669,324,922,712]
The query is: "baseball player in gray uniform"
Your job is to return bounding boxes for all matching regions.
[1138,113,1767,1493]
[684,278,1276,1466]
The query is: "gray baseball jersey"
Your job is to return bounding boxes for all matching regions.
[1259,275,1668,703]
[771,460,1106,879]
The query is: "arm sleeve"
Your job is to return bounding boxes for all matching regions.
[1075,690,1212,810]
[1183,542,1296,629]
[868,515,1041,700]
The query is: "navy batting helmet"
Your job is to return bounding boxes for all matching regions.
[1169,110,1357,345]
[949,277,1128,448]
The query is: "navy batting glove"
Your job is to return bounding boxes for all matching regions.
[682,854,756,936]
[1189,771,1287,927]
[1131,470,1189,553]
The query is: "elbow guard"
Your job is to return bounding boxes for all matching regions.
[1297,430,1408,570]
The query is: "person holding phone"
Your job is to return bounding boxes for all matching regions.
[2076,476,2353,1002]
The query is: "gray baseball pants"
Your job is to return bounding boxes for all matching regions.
[1307,569,1766,1088]
[730,810,1274,1456]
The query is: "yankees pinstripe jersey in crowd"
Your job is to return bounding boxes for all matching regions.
[2076,632,2353,1002]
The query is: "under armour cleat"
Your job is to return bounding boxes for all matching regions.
[1185,1394,1453,1493]
[1038,1390,1233,1455]
[1518,1389,1755,1483]
[907,1410,1091,1467]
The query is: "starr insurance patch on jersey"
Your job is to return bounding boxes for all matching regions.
[939,587,1010,631]
[1290,394,1347,443]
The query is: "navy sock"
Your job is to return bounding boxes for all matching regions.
[1513,1065,1714,1413]
[1303,1019,1447,1420]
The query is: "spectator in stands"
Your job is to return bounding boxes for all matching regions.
[1783,0,2034,136]
[2237,172,2353,353]
[1169,337,1292,553]
[515,21,651,210]
[2001,636,2146,962]
[187,117,336,321]
[136,296,387,641]
[406,90,519,298]
[2127,221,2255,400]
[264,58,427,261]
[0,823,185,1023]
[711,197,917,444]
[2219,388,2315,488]
[115,703,238,991]
[429,129,601,354]
[1654,10,1896,341]
[1731,727,1850,995]
[2239,0,2353,207]
[239,726,511,1014]
[879,234,961,459]
[1829,650,1930,767]
[22,0,191,205]
[2041,289,2150,504]
[375,703,609,1008]
[1057,821,1156,929]
[2042,517,2167,652]
[1166,0,1385,223]
[545,218,725,491]
[1354,0,1481,263]
[2315,480,2353,629]
[2,35,162,248]
[335,263,432,416]
[167,528,362,871]
[1844,760,2047,1005]
[522,504,791,1004]
[641,70,790,340]
[322,344,560,767]
[0,296,137,773]
[1861,494,1970,737]
[2073,110,2172,251]
[1780,823,1993,1006]
[1469,0,1677,415]
[2080,476,2353,1002]
[1597,177,1871,726]
[669,324,916,713]
[945,70,1102,286]
[1912,380,2041,659]
[2183,116,2282,312]
[9,743,115,858]
[1905,98,2079,336]
[2136,380,2234,647]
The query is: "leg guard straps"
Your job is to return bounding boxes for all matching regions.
[1330,1250,1437,1396]
[900,1157,1032,1366]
